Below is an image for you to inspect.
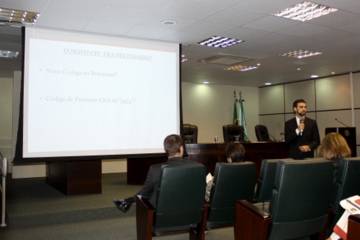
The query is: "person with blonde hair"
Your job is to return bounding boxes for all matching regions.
[318,132,351,182]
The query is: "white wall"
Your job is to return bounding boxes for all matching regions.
[182,82,259,143]
[0,75,13,173]
[259,72,360,156]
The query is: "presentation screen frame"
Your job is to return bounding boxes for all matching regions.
[14,27,182,163]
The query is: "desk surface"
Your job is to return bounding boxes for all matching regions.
[127,142,290,185]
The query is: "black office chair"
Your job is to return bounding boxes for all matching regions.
[183,124,198,143]
[255,124,271,142]
[136,164,206,240]
[235,159,333,240]
[204,162,256,231]
[328,157,360,235]
[222,124,244,143]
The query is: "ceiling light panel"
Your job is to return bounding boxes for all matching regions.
[198,36,244,48]
[280,49,322,59]
[224,65,258,72]
[199,55,253,65]
[272,1,338,22]
[0,50,19,58]
[0,7,40,24]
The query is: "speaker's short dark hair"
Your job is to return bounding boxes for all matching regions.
[293,99,306,108]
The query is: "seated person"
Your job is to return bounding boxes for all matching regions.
[205,142,245,202]
[318,132,351,182]
[113,134,200,213]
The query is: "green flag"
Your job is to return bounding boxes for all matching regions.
[239,98,247,141]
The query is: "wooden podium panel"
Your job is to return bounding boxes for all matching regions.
[325,127,357,157]
[46,160,102,195]
[185,143,224,174]
[127,142,289,185]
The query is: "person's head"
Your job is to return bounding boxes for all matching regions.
[163,134,184,158]
[319,132,351,160]
[293,99,307,118]
[225,142,245,163]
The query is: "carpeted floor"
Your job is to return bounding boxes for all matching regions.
[0,173,234,240]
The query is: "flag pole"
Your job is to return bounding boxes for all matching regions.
[233,90,238,125]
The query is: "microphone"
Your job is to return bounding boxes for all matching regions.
[269,133,277,142]
[299,118,304,136]
[263,129,275,142]
[335,118,350,127]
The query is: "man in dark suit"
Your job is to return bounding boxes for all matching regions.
[113,134,199,213]
[285,99,320,160]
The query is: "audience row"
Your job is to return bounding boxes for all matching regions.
[114,133,359,240]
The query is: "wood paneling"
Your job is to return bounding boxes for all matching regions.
[127,142,290,185]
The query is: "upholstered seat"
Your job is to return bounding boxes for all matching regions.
[254,158,293,202]
[235,159,333,240]
[329,157,360,234]
[205,162,256,230]
[183,124,198,144]
[222,124,244,143]
[136,164,206,240]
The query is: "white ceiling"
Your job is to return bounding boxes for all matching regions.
[1,0,360,87]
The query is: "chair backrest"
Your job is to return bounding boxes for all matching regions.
[183,124,198,144]
[255,159,293,202]
[268,159,333,240]
[255,124,270,142]
[207,162,256,229]
[222,124,244,143]
[330,158,360,228]
[154,164,206,232]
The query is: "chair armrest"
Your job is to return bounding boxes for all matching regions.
[190,203,210,240]
[136,195,156,240]
[314,207,333,240]
[234,200,271,240]
[348,214,360,240]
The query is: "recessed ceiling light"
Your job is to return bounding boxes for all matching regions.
[332,72,335,74]
[311,75,318,78]
[265,82,272,86]
[280,49,322,59]
[202,81,209,84]
[272,1,338,22]
[297,68,301,71]
[198,36,244,48]
[161,20,177,26]
[0,7,40,24]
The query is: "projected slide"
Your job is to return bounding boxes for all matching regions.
[23,27,180,158]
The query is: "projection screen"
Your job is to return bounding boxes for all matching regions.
[20,27,181,160]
